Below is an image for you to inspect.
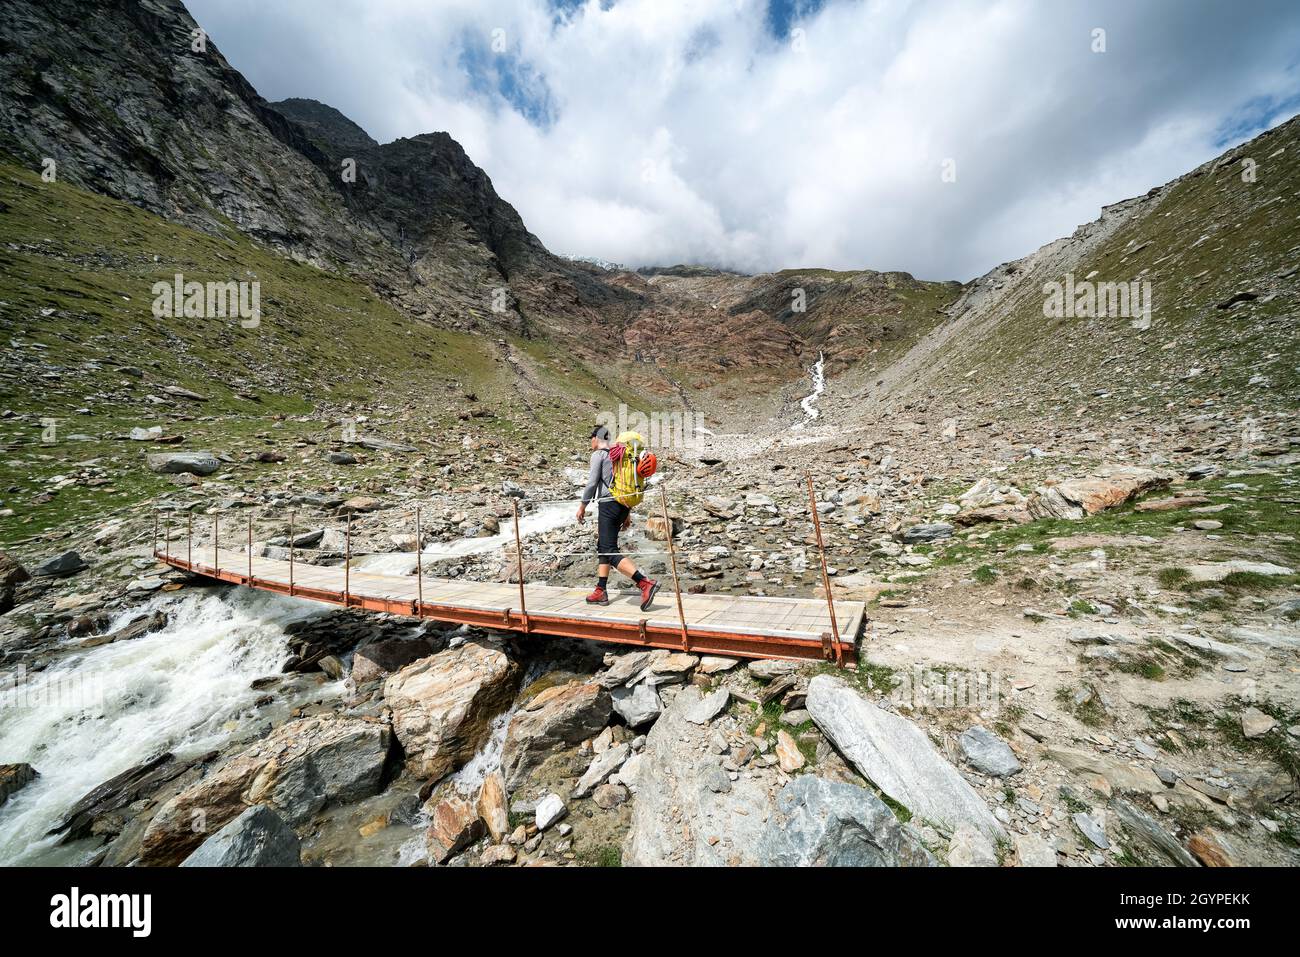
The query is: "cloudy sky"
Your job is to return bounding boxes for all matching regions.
[188,0,1300,280]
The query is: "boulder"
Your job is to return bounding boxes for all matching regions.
[51,752,198,842]
[145,451,220,476]
[807,675,1004,840]
[611,682,661,727]
[180,805,301,867]
[139,715,390,866]
[901,523,953,544]
[684,688,730,725]
[1014,832,1058,867]
[0,550,30,589]
[1027,465,1171,521]
[958,725,1022,777]
[624,687,777,866]
[535,793,567,831]
[1240,707,1278,739]
[597,651,655,688]
[500,680,611,789]
[382,638,520,780]
[425,793,484,863]
[573,743,629,798]
[1044,745,1165,794]
[748,659,800,681]
[1185,561,1293,583]
[776,730,806,772]
[477,772,510,843]
[0,763,38,808]
[756,775,935,867]
[351,637,434,685]
[32,551,87,578]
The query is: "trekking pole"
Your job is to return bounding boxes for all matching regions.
[805,472,844,667]
[415,506,423,619]
[659,487,690,652]
[511,498,528,633]
[344,513,352,609]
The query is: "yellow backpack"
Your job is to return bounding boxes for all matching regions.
[608,431,648,508]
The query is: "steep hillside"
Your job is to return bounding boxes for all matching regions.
[842,116,1300,432]
[0,161,649,545]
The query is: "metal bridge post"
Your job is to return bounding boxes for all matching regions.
[806,472,844,667]
[512,498,528,633]
[288,510,295,597]
[659,487,690,652]
[344,513,351,609]
[415,506,423,619]
[247,512,253,585]
[187,512,192,568]
[164,515,170,558]
[213,514,219,575]
[152,512,158,557]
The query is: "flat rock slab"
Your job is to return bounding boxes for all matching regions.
[807,676,1004,841]
[1185,561,1294,583]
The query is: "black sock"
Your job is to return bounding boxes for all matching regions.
[597,576,608,590]
[632,570,645,584]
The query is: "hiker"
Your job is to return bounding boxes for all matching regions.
[577,425,659,609]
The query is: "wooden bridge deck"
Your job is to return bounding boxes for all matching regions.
[155,545,862,665]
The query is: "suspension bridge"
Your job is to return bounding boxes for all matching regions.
[152,480,863,666]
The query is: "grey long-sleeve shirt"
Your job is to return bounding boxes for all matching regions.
[580,449,613,505]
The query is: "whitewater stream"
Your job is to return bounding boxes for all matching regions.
[0,500,584,865]
[0,589,328,865]
[792,352,826,430]
[354,501,576,576]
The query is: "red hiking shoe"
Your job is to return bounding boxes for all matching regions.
[585,586,609,605]
[638,578,660,611]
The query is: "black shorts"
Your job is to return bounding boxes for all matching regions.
[597,499,630,566]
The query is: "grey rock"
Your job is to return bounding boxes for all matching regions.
[180,805,301,867]
[757,775,935,867]
[611,682,661,727]
[901,522,954,544]
[748,659,799,681]
[535,793,567,831]
[145,451,221,475]
[1111,798,1198,867]
[684,688,730,725]
[959,725,1022,777]
[1073,811,1109,849]
[947,823,998,867]
[624,687,777,866]
[807,675,1004,840]
[350,637,433,685]
[32,551,86,578]
[1014,832,1058,867]
[573,743,629,798]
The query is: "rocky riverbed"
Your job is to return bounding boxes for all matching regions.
[2,385,1297,868]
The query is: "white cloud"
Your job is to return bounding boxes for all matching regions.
[189,0,1300,279]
